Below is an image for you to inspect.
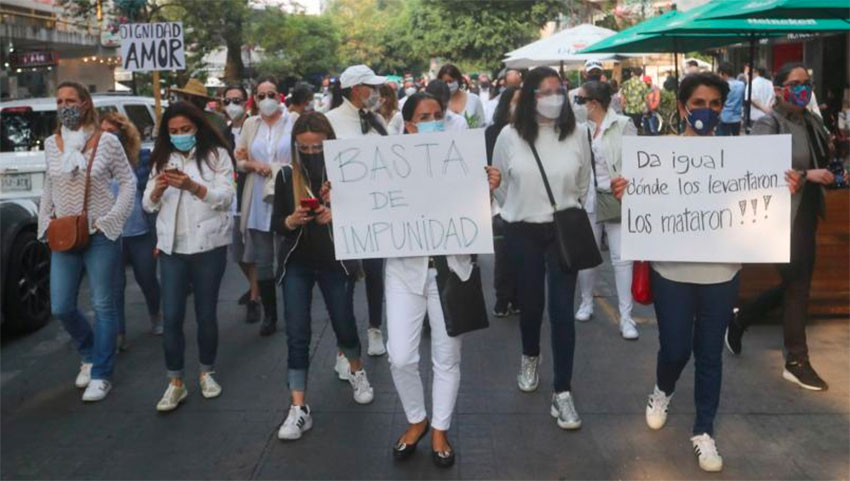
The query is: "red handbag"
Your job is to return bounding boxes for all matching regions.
[631,261,653,305]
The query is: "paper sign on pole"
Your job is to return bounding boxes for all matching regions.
[120,22,185,72]
[323,130,494,260]
[620,135,792,263]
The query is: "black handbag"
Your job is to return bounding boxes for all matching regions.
[528,142,603,272]
[434,256,489,337]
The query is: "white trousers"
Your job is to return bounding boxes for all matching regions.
[577,211,634,319]
[386,268,462,431]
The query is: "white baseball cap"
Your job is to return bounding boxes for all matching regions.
[339,65,387,89]
[584,59,603,72]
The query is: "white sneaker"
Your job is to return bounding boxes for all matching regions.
[646,385,673,430]
[348,369,375,404]
[334,352,350,381]
[620,317,639,340]
[691,433,723,472]
[278,404,313,440]
[81,379,111,402]
[517,354,540,392]
[156,383,188,412]
[575,301,593,322]
[199,373,222,399]
[550,391,582,429]
[75,362,93,388]
[367,328,386,356]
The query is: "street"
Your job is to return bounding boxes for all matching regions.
[2,254,848,480]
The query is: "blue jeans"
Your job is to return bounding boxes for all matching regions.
[113,231,161,334]
[159,247,227,379]
[507,222,578,393]
[283,261,361,391]
[50,233,121,380]
[651,269,740,436]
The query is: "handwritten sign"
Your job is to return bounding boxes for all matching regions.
[323,130,494,260]
[621,135,791,263]
[120,22,185,72]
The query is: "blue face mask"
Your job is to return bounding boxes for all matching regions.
[685,107,720,136]
[170,133,196,152]
[417,120,445,133]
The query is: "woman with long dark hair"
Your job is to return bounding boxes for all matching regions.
[492,66,591,429]
[143,101,235,412]
[270,112,374,441]
[38,81,136,402]
[437,63,485,128]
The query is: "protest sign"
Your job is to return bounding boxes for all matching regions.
[120,22,185,72]
[323,130,494,260]
[620,135,791,263]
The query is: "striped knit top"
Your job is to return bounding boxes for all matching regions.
[38,132,136,241]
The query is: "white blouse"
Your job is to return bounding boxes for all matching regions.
[493,124,591,223]
[247,115,292,231]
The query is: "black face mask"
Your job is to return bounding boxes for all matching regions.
[300,152,325,184]
[587,73,602,83]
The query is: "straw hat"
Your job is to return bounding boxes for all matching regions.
[170,78,210,99]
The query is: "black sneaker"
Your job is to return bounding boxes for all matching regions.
[724,308,746,355]
[783,359,828,391]
[246,300,261,324]
[493,299,510,318]
[237,290,251,305]
[508,302,521,316]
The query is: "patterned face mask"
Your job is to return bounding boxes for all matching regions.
[782,84,812,108]
[58,105,83,130]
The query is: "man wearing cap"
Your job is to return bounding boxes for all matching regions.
[325,64,389,363]
[568,59,605,122]
[170,78,230,142]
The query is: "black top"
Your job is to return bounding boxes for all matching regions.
[289,171,339,271]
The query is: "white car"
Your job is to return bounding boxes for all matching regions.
[0,94,159,334]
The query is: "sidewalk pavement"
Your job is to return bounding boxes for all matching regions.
[1,253,848,480]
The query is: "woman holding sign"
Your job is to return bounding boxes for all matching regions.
[572,80,639,340]
[611,73,802,472]
[387,92,500,468]
[270,112,375,441]
[492,67,591,431]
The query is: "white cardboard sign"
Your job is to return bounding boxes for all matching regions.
[323,130,494,260]
[120,22,185,72]
[620,135,792,263]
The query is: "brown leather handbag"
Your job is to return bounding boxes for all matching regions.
[47,133,102,252]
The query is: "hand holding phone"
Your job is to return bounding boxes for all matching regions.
[300,197,320,212]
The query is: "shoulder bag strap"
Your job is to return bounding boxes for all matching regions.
[82,132,102,215]
[587,127,598,189]
[528,142,558,210]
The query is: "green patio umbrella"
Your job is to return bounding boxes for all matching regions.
[704,0,849,21]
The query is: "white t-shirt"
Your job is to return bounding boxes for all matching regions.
[483,92,501,126]
[446,111,469,132]
[450,91,485,128]
[745,75,775,122]
[247,115,291,231]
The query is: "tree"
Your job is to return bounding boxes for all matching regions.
[249,9,340,79]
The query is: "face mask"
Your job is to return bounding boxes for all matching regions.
[170,133,197,152]
[572,103,588,123]
[300,152,325,182]
[685,107,720,136]
[58,105,83,130]
[416,120,445,133]
[782,84,812,108]
[258,97,280,117]
[536,94,564,120]
[225,103,245,120]
[363,88,380,110]
[404,87,417,97]
[447,81,459,94]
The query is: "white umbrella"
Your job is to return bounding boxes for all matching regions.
[504,24,623,69]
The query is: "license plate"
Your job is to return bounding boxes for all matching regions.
[1,173,32,192]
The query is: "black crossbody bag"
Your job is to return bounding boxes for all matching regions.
[528,142,603,272]
[433,256,489,337]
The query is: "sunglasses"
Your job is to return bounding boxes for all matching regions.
[256,92,278,101]
[296,142,323,154]
[573,95,593,105]
[222,98,244,106]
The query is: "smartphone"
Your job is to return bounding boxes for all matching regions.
[164,167,182,175]
[300,197,320,211]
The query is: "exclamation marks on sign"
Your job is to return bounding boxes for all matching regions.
[739,195,773,224]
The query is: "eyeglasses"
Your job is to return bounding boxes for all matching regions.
[222,98,244,106]
[573,95,593,105]
[256,92,278,101]
[534,87,566,97]
[296,142,323,154]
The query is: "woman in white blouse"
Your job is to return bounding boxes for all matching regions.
[388,92,500,468]
[492,66,591,430]
[143,102,235,412]
[235,76,293,336]
[438,63,486,128]
[38,81,136,403]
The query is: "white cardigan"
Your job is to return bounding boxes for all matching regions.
[143,147,235,255]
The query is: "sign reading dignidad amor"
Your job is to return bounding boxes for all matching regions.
[120,22,185,72]
[323,130,494,260]
[620,135,792,263]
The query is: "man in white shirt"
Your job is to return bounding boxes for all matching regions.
[745,66,775,124]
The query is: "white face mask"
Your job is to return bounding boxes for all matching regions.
[447,81,459,94]
[258,97,280,117]
[363,87,380,110]
[404,87,417,97]
[225,103,245,120]
[572,103,587,123]
[536,94,564,120]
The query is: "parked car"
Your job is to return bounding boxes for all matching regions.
[0,94,159,334]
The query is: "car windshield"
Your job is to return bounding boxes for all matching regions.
[1,110,56,152]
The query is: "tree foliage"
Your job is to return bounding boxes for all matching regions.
[249,9,340,79]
